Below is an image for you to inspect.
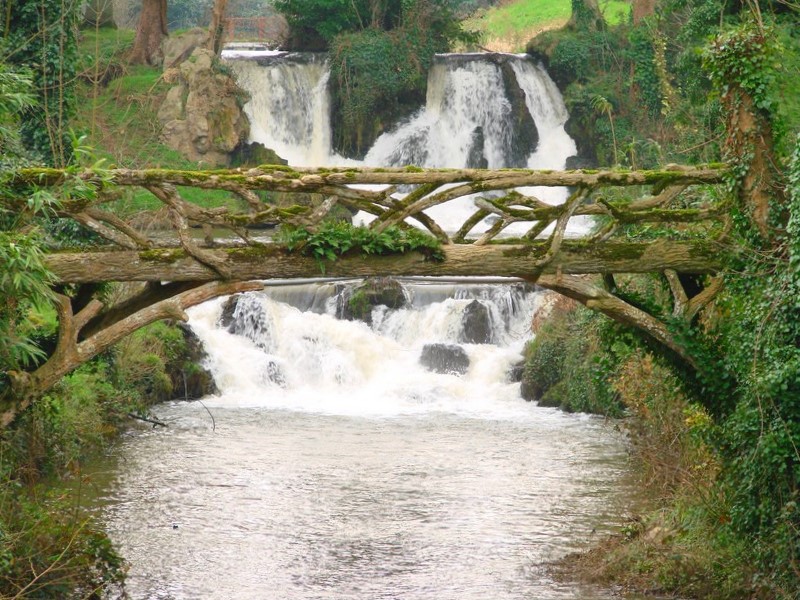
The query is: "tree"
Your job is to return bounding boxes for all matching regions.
[129,0,168,65]
[568,0,605,31]
[208,0,230,55]
[0,0,78,165]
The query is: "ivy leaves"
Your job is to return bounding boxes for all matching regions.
[278,221,444,270]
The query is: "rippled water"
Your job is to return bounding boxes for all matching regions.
[97,403,630,599]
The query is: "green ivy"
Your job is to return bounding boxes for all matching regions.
[278,221,444,269]
[0,0,79,166]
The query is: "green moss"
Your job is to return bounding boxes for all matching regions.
[403,165,424,173]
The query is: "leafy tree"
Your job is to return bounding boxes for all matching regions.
[0,68,56,377]
[274,0,405,44]
[0,0,79,165]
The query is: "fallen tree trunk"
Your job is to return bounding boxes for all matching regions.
[45,239,724,283]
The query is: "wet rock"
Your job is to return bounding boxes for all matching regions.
[466,127,489,169]
[218,294,241,329]
[419,343,470,375]
[230,141,288,168]
[264,359,286,387]
[172,323,218,400]
[507,360,525,383]
[499,60,539,167]
[226,294,273,350]
[338,278,407,324]
[459,299,493,344]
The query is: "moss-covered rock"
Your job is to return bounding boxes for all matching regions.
[338,277,407,324]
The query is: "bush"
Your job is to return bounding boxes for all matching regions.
[521,303,624,416]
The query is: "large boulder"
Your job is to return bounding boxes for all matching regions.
[419,343,470,375]
[218,294,241,329]
[459,299,493,344]
[498,58,539,167]
[158,47,250,166]
[162,27,210,69]
[338,278,407,324]
[222,293,273,351]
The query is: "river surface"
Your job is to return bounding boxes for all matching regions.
[91,284,634,599]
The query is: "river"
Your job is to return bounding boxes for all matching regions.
[89,281,634,599]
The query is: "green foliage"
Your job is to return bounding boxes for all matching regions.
[278,221,444,269]
[330,23,440,153]
[521,304,625,416]
[0,486,125,597]
[626,26,661,118]
[549,34,592,83]
[0,0,79,165]
[0,65,37,168]
[0,230,56,371]
[704,22,778,113]
[274,0,380,42]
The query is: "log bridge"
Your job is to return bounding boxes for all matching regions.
[2,164,731,423]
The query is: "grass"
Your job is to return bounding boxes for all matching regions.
[775,20,800,155]
[464,0,631,52]
[73,27,239,214]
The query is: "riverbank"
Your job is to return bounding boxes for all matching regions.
[0,317,214,595]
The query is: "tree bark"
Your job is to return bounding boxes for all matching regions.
[207,0,230,56]
[535,274,697,369]
[43,240,723,284]
[632,0,657,24]
[129,0,168,66]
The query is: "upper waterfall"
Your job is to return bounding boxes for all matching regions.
[223,50,575,171]
[225,52,334,166]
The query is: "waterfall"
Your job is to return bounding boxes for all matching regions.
[224,52,334,166]
[224,51,574,171]
[224,50,581,236]
[188,280,545,418]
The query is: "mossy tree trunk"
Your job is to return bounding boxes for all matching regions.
[1,281,260,428]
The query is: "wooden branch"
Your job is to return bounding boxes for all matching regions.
[70,211,141,249]
[453,208,490,242]
[530,186,591,275]
[664,269,690,318]
[147,184,234,279]
[686,275,724,321]
[3,280,261,427]
[85,208,153,248]
[81,282,201,339]
[535,274,697,370]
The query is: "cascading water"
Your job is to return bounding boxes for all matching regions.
[92,52,633,600]
[226,52,333,166]
[223,50,582,234]
[192,281,541,416]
